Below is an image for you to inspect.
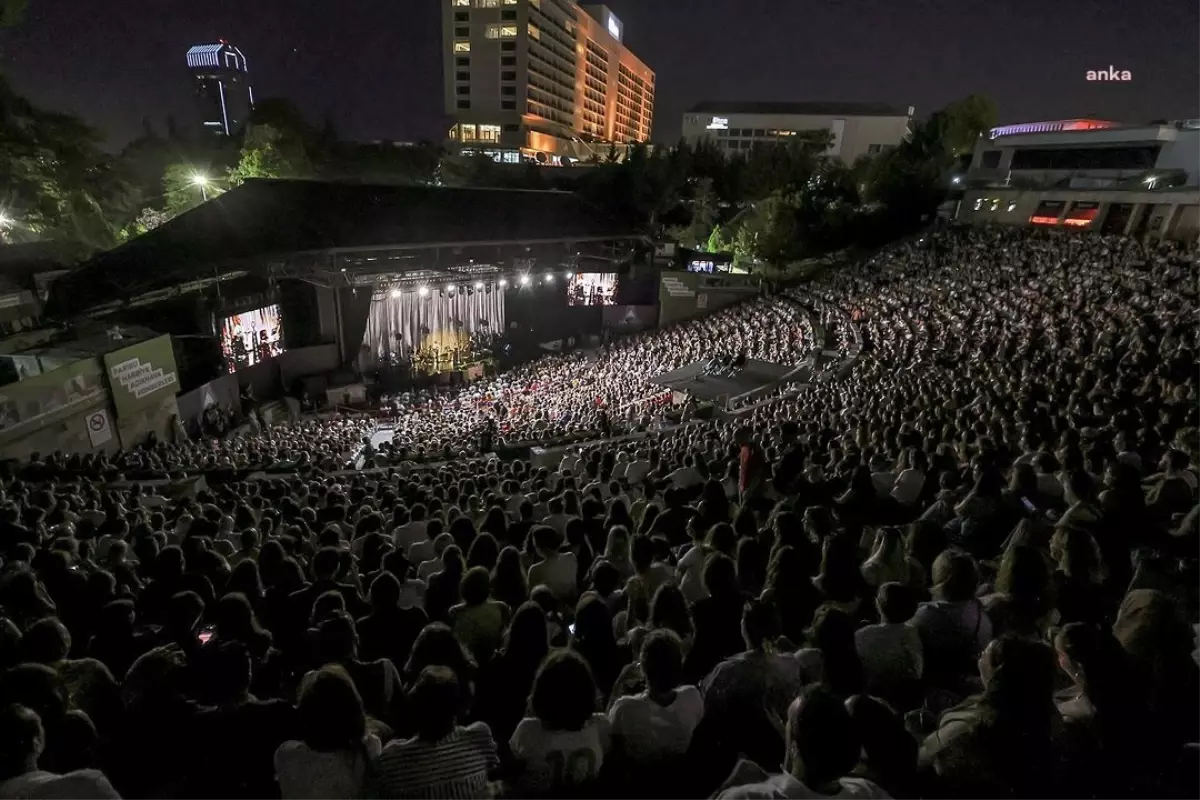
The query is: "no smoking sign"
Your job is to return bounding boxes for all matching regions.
[85,409,113,447]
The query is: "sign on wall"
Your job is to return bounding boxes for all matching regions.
[103,335,180,419]
[85,409,113,448]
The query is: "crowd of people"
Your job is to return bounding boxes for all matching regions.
[378,294,813,458]
[0,224,1196,799]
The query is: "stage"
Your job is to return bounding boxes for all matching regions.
[650,358,796,404]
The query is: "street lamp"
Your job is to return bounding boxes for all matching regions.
[191,174,210,201]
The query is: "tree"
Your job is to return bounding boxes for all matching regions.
[0,76,138,253]
[731,192,802,270]
[227,124,311,186]
[0,0,25,28]
[162,163,213,218]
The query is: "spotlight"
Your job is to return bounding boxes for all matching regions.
[390,289,401,298]
[474,281,484,289]
[544,274,554,283]
[499,279,509,288]
[519,275,531,286]
[448,284,457,293]
[564,271,572,279]
[418,286,430,297]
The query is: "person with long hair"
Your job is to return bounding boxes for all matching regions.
[475,602,550,751]
[761,545,822,645]
[490,546,529,611]
[684,554,745,684]
[919,635,1062,798]
[984,544,1054,638]
[861,527,913,589]
[1049,527,1111,627]
[813,535,868,619]
[509,649,610,796]
[571,594,625,702]
[402,622,478,710]
[795,605,866,698]
[1111,589,1200,749]
[274,665,381,799]
[599,525,634,583]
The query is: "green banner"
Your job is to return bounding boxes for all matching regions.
[103,335,180,418]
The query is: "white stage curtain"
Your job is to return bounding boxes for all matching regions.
[363,288,505,363]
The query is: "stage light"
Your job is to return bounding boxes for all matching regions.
[499,279,509,288]
[448,284,457,293]
[544,274,554,283]
[564,271,572,279]
[474,281,484,289]
[390,289,401,298]
[519,275,531,286]
[418,286,430,297]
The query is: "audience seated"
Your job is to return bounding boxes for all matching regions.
[0,224,1195,799]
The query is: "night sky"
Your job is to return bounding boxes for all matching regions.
[2,0,1196,150]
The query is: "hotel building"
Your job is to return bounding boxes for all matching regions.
[442,0,654,164]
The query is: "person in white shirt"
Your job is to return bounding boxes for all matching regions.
[624,450,653,486]
[0,704,120,800]
[855,582,923,694]
[526,526,579,602]
[275,665,382,799]
[510,649,610,795]
[543,497,571,537]
[667,456,703,491]
[391,504,428,553]
[608,629,704,770]
[890,449,927,507]
[717,685,890,799]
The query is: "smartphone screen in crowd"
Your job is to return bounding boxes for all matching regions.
[197,626,215,645]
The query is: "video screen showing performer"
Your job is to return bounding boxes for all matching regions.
[219,304,285,372]
[567,273,618,306]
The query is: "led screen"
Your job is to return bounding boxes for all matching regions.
[220,304,284,372]
[567,273,617,307]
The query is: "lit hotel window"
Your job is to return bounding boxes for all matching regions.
[501,24,519,37]
[503,0,518,4]
[473,0,499,7]
[479,124,502,143]
[453,0,470,5]
[527,23,540,39]
[460,124,477,140]
[453,41,471,52]
[485,24,500,38]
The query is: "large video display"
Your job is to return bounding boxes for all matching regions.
[567,273,617,307]
[219,304,285,372]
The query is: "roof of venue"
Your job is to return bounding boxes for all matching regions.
[688,101,912,118]
[47,179,637,318]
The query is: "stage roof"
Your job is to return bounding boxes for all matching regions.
[46,179,640,318]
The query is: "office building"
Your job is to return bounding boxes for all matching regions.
[681,101,913,163]
[442,0,654,165]
[187,41,254,138]
[957,118,1199,240]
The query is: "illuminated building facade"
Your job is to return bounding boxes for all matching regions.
[958,118,1199,240]
[442,0,654,165]
[681,101,914,164]
[188,41,254,138]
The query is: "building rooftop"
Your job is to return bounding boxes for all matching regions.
[688,101,912,118]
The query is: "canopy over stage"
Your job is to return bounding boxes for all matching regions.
[650,358,796,404]
[46,180,647,319]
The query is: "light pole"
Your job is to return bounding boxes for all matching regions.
[191,174,210,202]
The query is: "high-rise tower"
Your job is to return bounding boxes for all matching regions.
[187,41,254,138]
